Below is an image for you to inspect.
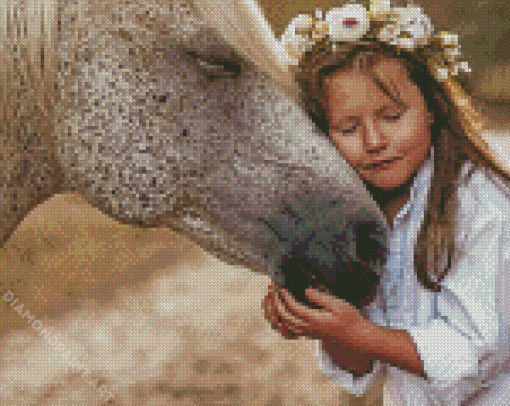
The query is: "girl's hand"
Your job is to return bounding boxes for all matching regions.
[262,282,368,342]
[262,283,375,374]
[262,283,303,339]
[278,285,369,342]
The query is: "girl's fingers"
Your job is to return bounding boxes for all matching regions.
[262,284,303,340]
[264,288,279,322]
[265,287,300,339]
[264,289,280,327]
[273,292,306,338]
[275,289,305,328]
[263,292,272,321]
[276,315,300,339]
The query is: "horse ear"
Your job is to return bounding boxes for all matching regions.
[191,0,299,101]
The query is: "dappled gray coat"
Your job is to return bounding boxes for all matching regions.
[0,0,388,301]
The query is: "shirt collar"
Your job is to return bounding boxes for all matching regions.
[393,145,434,226]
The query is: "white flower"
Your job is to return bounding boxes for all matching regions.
[280,4,472,82]
[281,14,317,65]
[313,20,329,40]
[325,4,371,42]
[370,0,392,19]
[434,65,450,81]
[438,32,459,47]
[443,46,461,62]
[281,14,314,40]
[457,61,471,73]
[378,6,433,49]
[393,37,418,51]
[282,34,315,65]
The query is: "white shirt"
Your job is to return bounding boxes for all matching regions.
[315,146,510,405]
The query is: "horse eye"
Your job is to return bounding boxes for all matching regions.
[186,52,241,79]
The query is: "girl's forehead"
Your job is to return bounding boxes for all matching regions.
[324,58,413,110]
[326,77,398,111]
[330,78,387,108]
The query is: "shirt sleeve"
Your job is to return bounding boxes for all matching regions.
[314,339,386,397]
[403,213,510,403]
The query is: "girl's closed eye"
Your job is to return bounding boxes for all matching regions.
[384,112,401,120]
[334,107,405,134]
[381,106,405,121]
[340,125,357,134]
[332,120,358,134]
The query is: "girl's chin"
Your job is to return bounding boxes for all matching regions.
[362,172,409,192]
[362,172,405,190]
[369,183,403,192]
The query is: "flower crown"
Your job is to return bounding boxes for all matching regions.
[280,0,471,82]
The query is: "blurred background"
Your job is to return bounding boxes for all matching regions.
[0,0,508,405]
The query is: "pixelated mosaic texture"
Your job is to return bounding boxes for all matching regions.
[0,0,509,405]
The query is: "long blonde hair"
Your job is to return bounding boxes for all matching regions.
[295,38,510,292]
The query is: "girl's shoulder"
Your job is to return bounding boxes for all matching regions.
[457,159,510,222]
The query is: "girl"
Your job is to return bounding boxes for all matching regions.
[262,1,510,404]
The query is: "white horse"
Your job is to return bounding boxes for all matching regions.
[0,0,393,403]
[2,0,510,404]
[0,0,389,304]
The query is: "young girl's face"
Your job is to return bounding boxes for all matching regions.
[322,55,433,191]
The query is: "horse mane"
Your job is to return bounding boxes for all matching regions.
[191,0,299,101]
[0,0,59,121]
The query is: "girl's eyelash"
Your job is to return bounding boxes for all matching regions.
[384,112,402,120]
[335,110,403,133]
[383,108,405,120]
[340,126,357,134]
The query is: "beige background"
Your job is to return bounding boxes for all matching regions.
[0,1,509,405]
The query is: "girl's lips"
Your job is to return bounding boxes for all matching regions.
[367,157,402,170]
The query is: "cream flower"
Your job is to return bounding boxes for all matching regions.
[282,34,315,65]
[434,65,450,81]
[438,32,459,47]
[281,14,314,40]
[313,20,330,40]
[443,46,461,62]
[378,6,433,50]
[377,23,399,43]
[370,0,392,19]
[324,4,371,42]
[451,62,471,77]
[457,61,471,73]
[444,46,460,57]
[280,14,316,65]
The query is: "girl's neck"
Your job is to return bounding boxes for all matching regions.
[364,172,415,229]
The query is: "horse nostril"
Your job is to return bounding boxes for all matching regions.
[278,221,386,310]
[355,222,386,265]
[279,257,326,310]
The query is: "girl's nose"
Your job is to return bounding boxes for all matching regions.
[362,120,389,152]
